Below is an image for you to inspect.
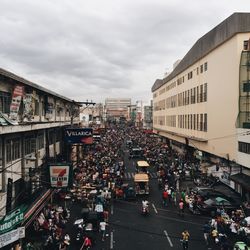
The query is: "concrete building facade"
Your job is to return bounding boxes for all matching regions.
[0,68,80,217]
[151,13,250,198]
[105,98,131,121]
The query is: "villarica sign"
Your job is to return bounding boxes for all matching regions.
[65,128,93,144]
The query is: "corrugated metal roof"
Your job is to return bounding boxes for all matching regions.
[0,68,73,102]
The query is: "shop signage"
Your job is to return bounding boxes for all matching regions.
[49,165,72,188]
[65,128,93,144]
[9,85,24,121]
[0,227,25,248]
[0,206,26,234]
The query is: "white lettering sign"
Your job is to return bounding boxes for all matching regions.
[0,227,25,248]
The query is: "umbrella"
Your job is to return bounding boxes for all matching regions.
[215,197,228,204]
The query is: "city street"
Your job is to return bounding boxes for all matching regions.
[108,147,212,250]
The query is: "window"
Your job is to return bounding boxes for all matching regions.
[12,139,20,160]
[204,113,207,131]
[243,82,250,92]
[197,114,199,131]
[48,130,54,145]
[200,85,203,102]
[200,64,203,73]
[188,71,193,80]
[204,62,208,71]
[243,40,249,50]
[193,114,196,130]
[239,141,250,154]
[187,90,190,105]
[196,86,199,103]
[0,91,11,113]
[25,137,36,155]
[6,140,11,163]
[190,114,192,130]
[5,138,21,162]
[197,67,199,75]
[38,134,44,149]
[191,87,196,104]
[204,83,207,102]
[200,114,203,131]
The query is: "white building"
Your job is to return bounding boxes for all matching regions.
[152,13,250,198]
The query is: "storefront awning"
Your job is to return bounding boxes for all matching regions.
[22,189,55,228]
[230,173,250,191]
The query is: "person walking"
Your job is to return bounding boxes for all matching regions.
[162,189,168,207]
[81,235,92,250]
[179,199,184,216]
[181,230,190,250]
[203,221,211,246]
[99,221,108,241]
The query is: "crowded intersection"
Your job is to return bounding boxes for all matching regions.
[17,123,250,250]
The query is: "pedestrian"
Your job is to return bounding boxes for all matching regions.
[99,221,107,241]
[81,235,92,250]
[179,199,184,216]
[162,189,168,207]
[203,221,211,246]
[171,191,177,206]
[181,230,190,249]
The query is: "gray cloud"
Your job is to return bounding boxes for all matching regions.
[0,0,250,103]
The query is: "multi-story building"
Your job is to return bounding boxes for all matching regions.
[0,68,80,218]
[105,98,131,121]
[151,13,250,198]
[144,100,153,129]
[80,103,104,126]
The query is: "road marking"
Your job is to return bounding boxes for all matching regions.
[111,204,114,215]
[110,231,114,249]
[152,203,158,214]
[164,230,173,247]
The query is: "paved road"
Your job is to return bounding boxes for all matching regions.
[108,146,219,250]
[65,144,235,250]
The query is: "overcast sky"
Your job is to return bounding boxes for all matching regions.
[0,0,250,104]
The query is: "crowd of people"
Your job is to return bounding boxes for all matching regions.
[21,122,249,249]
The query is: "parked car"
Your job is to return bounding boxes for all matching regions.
[197,196,240,214]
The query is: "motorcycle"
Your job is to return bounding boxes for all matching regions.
[142,204,149,215]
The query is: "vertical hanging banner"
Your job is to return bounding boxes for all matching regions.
[23,93,34,121]
[9,85,24,121]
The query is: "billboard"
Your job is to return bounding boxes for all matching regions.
[49,165,72,188]
[65,128,93,144]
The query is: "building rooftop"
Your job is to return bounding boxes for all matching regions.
[0,68,73,102]
[152,12,250,92]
